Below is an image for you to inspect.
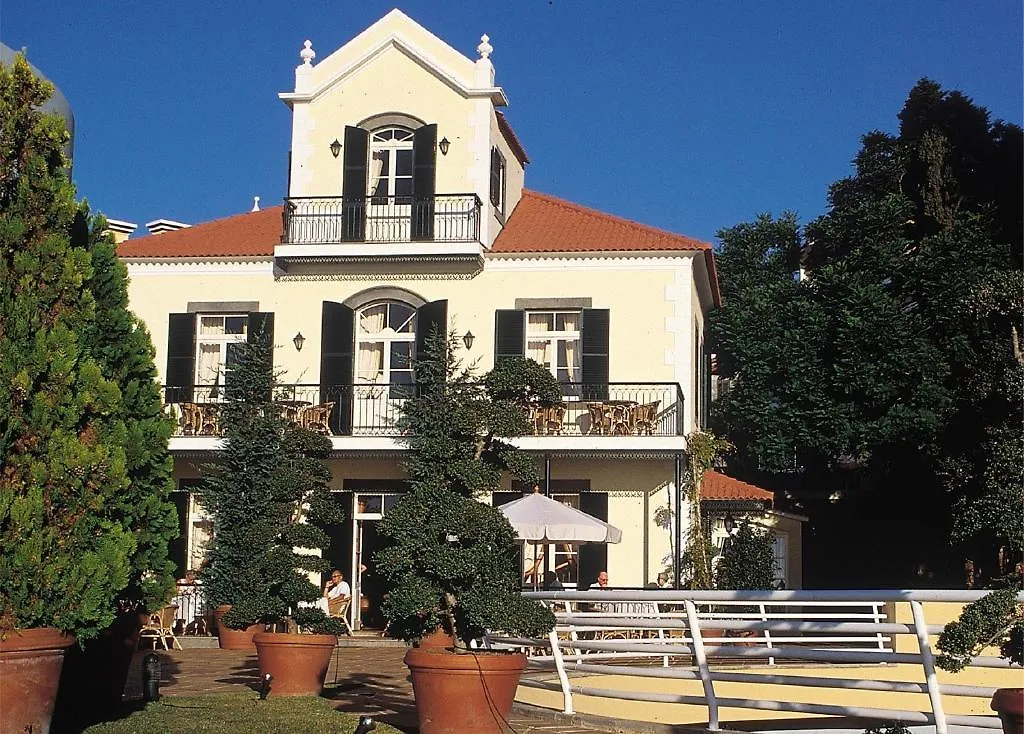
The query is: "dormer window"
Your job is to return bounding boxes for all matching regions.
[490,147,506,214]
[369,126,414,204]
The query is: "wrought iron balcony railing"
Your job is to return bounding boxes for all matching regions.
[162,382,685,439]
[282,194,481,245]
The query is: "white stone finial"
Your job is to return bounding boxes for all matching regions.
[251,196,261,213]
[300,40,315,66]
[477,34,492,60]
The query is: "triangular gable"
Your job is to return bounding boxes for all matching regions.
[280,9,506,107]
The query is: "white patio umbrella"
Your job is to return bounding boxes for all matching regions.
[498,492,622,590]
[497,492,622,544]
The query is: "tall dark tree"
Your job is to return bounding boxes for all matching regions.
[711,80,1022,586]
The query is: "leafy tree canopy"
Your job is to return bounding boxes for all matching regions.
[711,79,1022,584]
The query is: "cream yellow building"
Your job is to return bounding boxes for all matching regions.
[116,10,800,627]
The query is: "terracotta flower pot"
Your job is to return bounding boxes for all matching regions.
[253,632,337,696]
[992,688,1024,734]
[405,647,527,734]
[0,627,75,734]
[214,605,262,650]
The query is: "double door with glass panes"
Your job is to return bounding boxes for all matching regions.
[194,315,248,401]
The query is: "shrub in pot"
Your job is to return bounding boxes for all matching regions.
[196,331,344,690]
[936,584,1024,734]
[376,333,559,734]
[1,54,159,734]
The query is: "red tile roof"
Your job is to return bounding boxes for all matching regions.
[701,470,774,504]
[495,190,720,303]
[115,193,720,304]
[494,190,711,255]
[117,206,283,258]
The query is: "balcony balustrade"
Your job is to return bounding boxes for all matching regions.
[281,194,481,245]
[162,383,685,439]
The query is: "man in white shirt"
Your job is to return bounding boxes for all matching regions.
[323,569,351,601]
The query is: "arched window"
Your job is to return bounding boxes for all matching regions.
[369,126,414,203]
[355,300,416,390]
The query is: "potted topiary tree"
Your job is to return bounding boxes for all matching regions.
[936,585,1024,734]
[375,332,560,734]
[0,54,145,733]
[196,328,345,694]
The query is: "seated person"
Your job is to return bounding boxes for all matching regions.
[543,570,563,591]
[322,569,351,614]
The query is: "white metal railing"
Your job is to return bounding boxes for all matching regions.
[484,589,1024,734]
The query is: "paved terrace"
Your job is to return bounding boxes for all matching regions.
[124,646,620,734]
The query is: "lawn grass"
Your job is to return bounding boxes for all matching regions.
[82,692,404,733]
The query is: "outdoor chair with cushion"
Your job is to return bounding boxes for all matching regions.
[531,404,566,435]
[585,403,612,435]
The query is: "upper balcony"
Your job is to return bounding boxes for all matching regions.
[164,382,687,453]
[274,193,484,275]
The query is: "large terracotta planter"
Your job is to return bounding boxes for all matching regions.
[214,605,262,650]
[992,688,1024,734]
[253,632,337,696]
[0,627,75,734]
[405,647,527,734]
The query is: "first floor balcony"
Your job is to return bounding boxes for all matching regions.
[162,382,685,441]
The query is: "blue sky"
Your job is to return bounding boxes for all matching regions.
[3,1,1021,244]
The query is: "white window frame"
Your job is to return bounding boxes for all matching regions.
[369,126,414,200]
[194,314,248,399]
[355,301,417,392]
[525,310,582,387]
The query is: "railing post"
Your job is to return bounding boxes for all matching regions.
[910,599,947,734]
[684,600,720,731]
[759,602,775,665]
[548,629,574,715]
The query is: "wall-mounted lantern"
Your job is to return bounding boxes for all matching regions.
[462,330,475,350]
[293,332,305,352]
[330,139,342,158]
[438,137,450,156]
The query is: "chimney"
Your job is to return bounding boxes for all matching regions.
[105,219,137,244]
[145,219,191,235]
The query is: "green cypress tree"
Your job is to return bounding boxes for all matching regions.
[0,54,134,639]
[196,328,342,632]
[75,206,178,612]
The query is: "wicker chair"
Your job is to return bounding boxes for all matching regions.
[586,403,612,435]
[631,401,661,436]
[300,402,335,435]
[327,595,354,636]
[179,402,203,436]
[531,404,566,435]
[139,604,182,650]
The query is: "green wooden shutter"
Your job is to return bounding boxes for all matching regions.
[578,492,608,590]
[494,309,525,363]
[166,313,196,403]
[581,308,610,401]
[411,124,437,241]
[342,126,368,242]
[321,302,354,434]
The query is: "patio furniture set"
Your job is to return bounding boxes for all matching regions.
[172,400,335,436]
[530,400,662,436]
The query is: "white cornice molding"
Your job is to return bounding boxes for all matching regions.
[279,35,507,108]
[123,257,273,276]
[484,251,703,271]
